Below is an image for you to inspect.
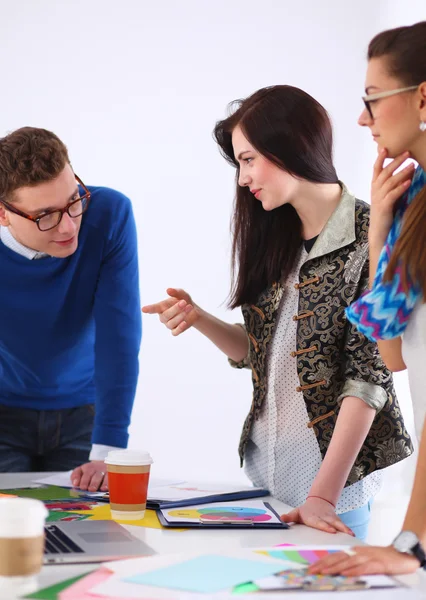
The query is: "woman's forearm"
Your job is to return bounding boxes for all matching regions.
[368,240,384,288]
[308,396,376,506]
[377,336,406,372]
[194,308,249,363]
[402,418,426,546]
[369,240,406,372]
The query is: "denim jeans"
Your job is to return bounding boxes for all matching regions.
[339,499,373,542]
[0,404,94,472]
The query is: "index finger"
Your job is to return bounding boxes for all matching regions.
[372,148,387,182]
[79,466,96,491]
[327,517,355,536]
[308,516,338,534]
[101,473,109,492]
[88,471,105,492]
[373,150,410,184]
[317,555,360,575]
[71,466,83,487]
[308,552,351,574]
[142,297,178,314]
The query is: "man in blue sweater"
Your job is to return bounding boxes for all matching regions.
[0,127,141,491]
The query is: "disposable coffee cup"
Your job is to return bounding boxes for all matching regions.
[105,449,153,520]
[0,497,48,596]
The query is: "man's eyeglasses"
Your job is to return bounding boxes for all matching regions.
[362,85,418,120]
[0,175,91,232]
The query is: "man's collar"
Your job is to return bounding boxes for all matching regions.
[0,226,49,260]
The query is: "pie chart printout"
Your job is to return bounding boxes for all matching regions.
[168,506,273,522]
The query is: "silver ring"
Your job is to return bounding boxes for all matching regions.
[342,548,356,557]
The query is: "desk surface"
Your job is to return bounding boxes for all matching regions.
[1,472,425,596]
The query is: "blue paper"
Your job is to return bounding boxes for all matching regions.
[124,554,282,593]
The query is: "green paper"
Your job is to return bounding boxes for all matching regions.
[46,511,90,522]
[0,486,77,501]
[24,573,88,599]
[279,550,309,565]
[232,582,259,594]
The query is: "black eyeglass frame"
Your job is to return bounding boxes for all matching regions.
[362,85,418,120]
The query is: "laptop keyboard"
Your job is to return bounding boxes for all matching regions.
[44,525,84,554]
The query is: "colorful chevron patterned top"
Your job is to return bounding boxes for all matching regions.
[346,165,426,341]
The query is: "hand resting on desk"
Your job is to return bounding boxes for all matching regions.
[308,544,419,576]
[71,460,109,492]
[281,497,355,536]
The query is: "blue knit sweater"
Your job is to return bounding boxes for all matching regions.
[0,186,142,447]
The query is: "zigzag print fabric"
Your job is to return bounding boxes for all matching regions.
[347,166,426,341]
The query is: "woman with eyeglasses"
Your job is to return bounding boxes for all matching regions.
[309,21,426,576]
[143,84,413,541]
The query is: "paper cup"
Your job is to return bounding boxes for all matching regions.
[0,497,48,596]
[105,449,153,520]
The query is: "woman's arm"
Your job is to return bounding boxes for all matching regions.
[194,307,249,362]
[402,417,426,544]
[366,150,415,372]
[308,396,375,506]
[308,417,426,576]
[142,287,249,363]
[281,396,375,535]
[282,212,399,534]
[369,240,406,372]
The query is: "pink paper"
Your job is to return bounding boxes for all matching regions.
[58,568,139,600]
[274,543,296,547]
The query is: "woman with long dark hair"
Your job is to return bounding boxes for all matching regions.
[143,85,412,540]
[310,21,426,576]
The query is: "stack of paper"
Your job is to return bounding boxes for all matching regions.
[30,546,406,600]
[32,473,269,508]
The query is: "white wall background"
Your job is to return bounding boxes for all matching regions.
[1,0,425,544]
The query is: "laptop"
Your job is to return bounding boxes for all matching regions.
[43,520,155,564]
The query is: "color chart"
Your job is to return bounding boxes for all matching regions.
[256,547,340,566]
[162,500,282,524]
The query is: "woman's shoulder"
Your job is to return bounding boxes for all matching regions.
[353,198,370,242]
[338,182,370,231]
[354,197,370,218]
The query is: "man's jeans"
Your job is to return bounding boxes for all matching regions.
[0,404,94,472]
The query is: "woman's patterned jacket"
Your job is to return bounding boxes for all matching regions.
[231,184,413,486]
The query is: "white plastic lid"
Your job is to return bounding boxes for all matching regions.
[0,498,48,538]
[104,449,153,466]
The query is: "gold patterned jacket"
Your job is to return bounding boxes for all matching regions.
[232,185,413,486]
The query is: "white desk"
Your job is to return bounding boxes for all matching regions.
[1,472,425,596]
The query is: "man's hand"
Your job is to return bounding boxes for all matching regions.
[71,460,108,492]
[308,545,419,576]
[280,497,355,536]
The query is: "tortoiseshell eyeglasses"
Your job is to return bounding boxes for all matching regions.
[0,174,91,232]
